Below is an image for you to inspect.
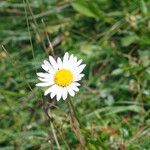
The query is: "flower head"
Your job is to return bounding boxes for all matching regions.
[36,52,86,101]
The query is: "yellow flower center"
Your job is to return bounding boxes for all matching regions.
[54,69,73,87]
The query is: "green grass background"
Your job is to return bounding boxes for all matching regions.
[0,0,150,149]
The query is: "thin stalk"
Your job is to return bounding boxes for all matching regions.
[41,19,55,57]
[66,97,86,149]
[25,0,48,55]
[50,121,61,150]
[44,107,61,150]
[23,0,36,72]
[58,129,70,150]
[67,97,80,123]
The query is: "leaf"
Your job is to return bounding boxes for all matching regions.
[72,1,97,18]
[121,35,139,47]
[112,68,123,76]
[139,37,150,45]
[85,105,144,119]
[140,0,148,15]
[139,51,150,67]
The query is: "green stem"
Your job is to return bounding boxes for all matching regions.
[66,97,86,149]
[67,96,80,123]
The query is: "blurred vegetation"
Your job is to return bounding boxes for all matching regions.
[0,0,150,149]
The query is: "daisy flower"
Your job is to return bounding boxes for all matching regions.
[36,52,86,101]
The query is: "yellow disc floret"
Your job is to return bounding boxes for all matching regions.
[54,69,73,87]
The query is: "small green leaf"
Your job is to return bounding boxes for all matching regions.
[121,35,139,47]
[112,68,123,76]
[140,0,148,15]
[72,1,97,18]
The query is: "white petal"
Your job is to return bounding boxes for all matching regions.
[77,59,82,66]
[77,74,84,78]
[49,56,59,70]
[62,88,68,100]
[68,55,75,66]
[69,54,74,61]
[63,52,69,67]
[37,74,54,83]
[50,91,56,99]
[42,64,48,72]
[42,60,54,73]
[43,60,51,68]
[74,82,80,86]
[67,87,75,97]
[74,76,83,82]
[56,87,63,101]
[44,86,53,96]
[70,83,79,92]
[63,52,69,62]
[74,73,84,81]
[47,85,59,98]
[63,56,78,70]
[38,73,53,79]
[57,57,63,69]
[38,77,49,82]
[76,64,86,74]
[73,56,77,63]
[36,72,50,78]
[36,82,53,87]
[50,85,60,99]
[74,78,82,82]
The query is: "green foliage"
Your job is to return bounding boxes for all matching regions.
[0,0,150,149]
